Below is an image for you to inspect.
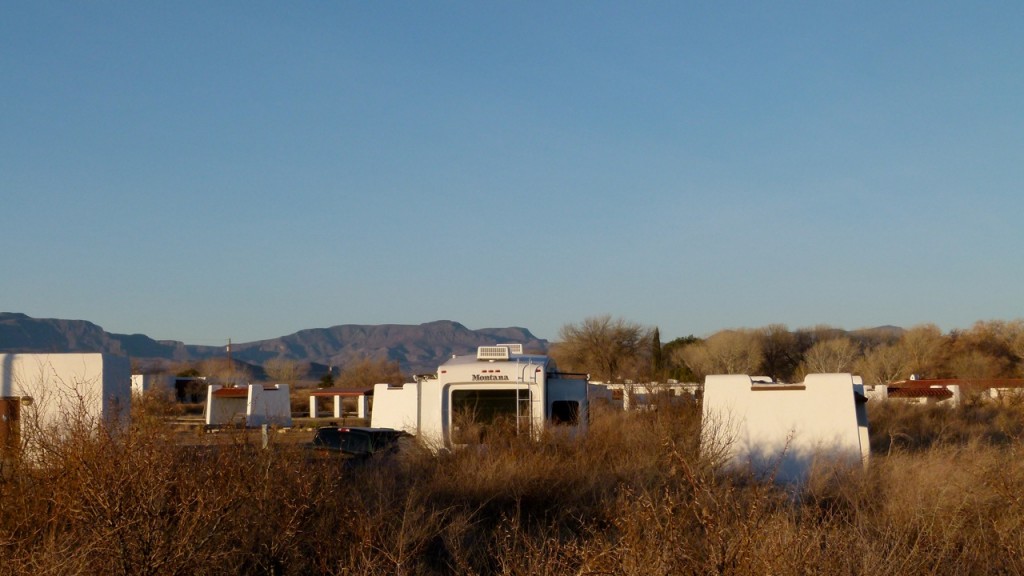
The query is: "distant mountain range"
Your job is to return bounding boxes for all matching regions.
[0,313,549,375]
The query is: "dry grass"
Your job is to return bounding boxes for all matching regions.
[3,397,1024,574]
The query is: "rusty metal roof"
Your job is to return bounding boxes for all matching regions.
[892,378,1024,388]
[211,385,288,398]
[887,387,954,399]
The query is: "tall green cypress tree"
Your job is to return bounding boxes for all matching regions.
[651,326,663,381]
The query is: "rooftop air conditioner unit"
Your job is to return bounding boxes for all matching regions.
[477,346,511,361]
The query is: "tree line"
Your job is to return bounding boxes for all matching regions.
[152,355,405,389]
[550,315,1024,386]
[151,316,1024,389]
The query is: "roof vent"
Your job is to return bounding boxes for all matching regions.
[497,343,523,355]
[477,346,511,361]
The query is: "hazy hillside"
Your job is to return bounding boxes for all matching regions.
[220,321,546,372]
[0,313,129,354]
[0,313,547,375]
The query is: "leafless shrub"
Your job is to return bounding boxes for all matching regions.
[6,396,1024,574]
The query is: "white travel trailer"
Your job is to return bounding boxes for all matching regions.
[371,345,590,450]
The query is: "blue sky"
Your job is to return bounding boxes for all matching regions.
[2,2,1022,344]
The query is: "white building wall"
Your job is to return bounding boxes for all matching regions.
[131,374,147,396]
[603,382,700,410]
[130,373,172,396]
[947,385,962,406]
[863,384,889,402]
[420,381,446,448]
[701,373,869,483]
[205,385,244,426]
[0,353,131,437]
[371,383,421,435]
[205,384,292,427]
[247,384,292,427]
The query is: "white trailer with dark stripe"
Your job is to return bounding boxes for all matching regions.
[371,344,590,450]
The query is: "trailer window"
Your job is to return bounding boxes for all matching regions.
[451,389,529,443]
[451,390,528,422]
[550,400,580,426]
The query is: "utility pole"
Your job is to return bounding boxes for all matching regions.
[226,338,233,385]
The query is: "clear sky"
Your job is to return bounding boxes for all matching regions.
[2,2,1022,345]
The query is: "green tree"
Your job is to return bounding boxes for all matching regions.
[651,327,664,381]
[318,370,334,388]
[662,335,700,382]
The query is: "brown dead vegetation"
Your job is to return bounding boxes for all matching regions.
[3,397,1024,574]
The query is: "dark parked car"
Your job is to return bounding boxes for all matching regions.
[308,426,410,461]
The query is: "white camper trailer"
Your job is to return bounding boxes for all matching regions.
[371,344,590,451]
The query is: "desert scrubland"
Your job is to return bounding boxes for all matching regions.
[3,392,1024,575]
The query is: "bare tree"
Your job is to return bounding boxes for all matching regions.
[855,344,908,385]
[554,315,649,383]
[197,358,251,386]
[854,326,904,349]
[800,324,848,344]
[799,337,860,375]
[948,350,1006,380]
[899,323,947,377]
[679,329,763,381]
[1009,320,1024,374]
[1008,320,1024,351]
[337,356,405,388]
[757,324,800,381]
[263,358,308,385]
[945,320,1021,379]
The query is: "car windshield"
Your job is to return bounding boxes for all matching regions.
[340,432,371,454]
[313,428,340,448]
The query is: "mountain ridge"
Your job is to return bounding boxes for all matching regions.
[0,313,548,375]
